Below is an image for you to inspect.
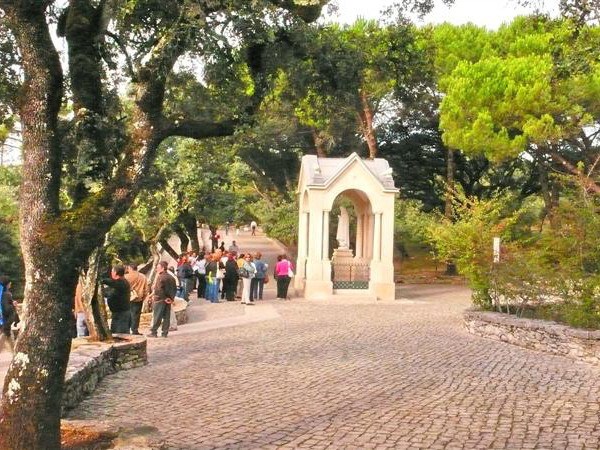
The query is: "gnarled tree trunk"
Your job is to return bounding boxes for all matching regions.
[80,245,111,341]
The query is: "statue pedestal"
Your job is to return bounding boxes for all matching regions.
[332,247,354,281]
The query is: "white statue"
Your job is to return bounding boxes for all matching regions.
[336,206,350,249]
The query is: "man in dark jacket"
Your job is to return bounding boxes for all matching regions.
[103,265,131,334]
[148,261,177,338]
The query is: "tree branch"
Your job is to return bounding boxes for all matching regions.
[104,30,137,81]
[550,150,600,194]
[160,118,236,140]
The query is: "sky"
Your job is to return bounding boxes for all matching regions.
[325,0,558,29]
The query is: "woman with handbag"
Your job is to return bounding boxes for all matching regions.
[240,254,257,305]
[275,254,293,300]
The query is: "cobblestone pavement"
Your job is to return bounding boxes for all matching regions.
[66,284,600,450]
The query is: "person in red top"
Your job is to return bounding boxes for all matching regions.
[274,254,293,300]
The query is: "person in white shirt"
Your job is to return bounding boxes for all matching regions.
[193,253,207,299]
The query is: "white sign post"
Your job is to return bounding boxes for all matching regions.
[493,237,501,263]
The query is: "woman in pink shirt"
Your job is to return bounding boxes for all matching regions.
[275,254,293,300]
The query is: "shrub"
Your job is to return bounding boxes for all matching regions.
[254,197,298,249]
[427,189,600,328]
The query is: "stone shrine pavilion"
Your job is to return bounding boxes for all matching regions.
[295,153,398,300]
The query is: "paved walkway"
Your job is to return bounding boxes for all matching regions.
[64,234,600,450]
[9,229,600,448]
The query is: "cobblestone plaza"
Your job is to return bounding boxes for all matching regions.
[66,283,600,449]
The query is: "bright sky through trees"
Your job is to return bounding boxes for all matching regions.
[328,0,559,28]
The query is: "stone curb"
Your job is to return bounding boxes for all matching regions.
[464,308,600,366]
[62,335,147,413]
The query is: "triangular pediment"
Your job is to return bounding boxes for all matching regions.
[298,152,397,193]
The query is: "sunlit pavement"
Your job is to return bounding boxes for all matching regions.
[66,279,600,449]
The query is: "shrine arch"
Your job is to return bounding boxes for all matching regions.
[295,153,398,300]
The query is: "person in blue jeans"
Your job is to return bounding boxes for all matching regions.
[205,254,220,302]
[250,252,268,301]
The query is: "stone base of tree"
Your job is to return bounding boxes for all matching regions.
[62,335,147,412]
[464,309,600,366]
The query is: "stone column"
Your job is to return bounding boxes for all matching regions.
[365,214,373,259]
[296,211,309,282]
[322,210,330,261]
[373,212,382,262]
[356,213,364,259]
[370,201,397,301]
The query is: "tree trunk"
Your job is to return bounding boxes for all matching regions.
[146,243,162,289]
[312,128,328,158]
[80,245,111,341]
[537,153,559,229]
[0,4,72,447]
[158,237,180,261]
[173,225,189,254]
[358,90,378,159]
[0,252,77,449]
[181,212,200,254]
[445,147,458,276]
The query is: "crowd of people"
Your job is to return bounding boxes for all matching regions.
[73,242,295,341]
[1,224,295,350]
[174,247,294,305]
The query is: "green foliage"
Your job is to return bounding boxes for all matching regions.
[437,17,600,165]
[254,198,299,248]
[105,218,150,264]
[428,192,538,306]
[394,199,436,248]
[428,189,600,328]
[0,166,23,295]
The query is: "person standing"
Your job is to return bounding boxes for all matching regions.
[125,263,149,335]
[193,253,207,299]
[250,220,257,236]
[275,254,293,300]
[240,254,256,305]
[223,253,239,301]
[211,230,220,252]
[228,240,240,255]
[103,265,131,334]
[148,261,177,338]
[166,266,179,331]
[205,253,220,303]
[176,256,194,301]
[251,252,268,301]
[73,281,88,337]
[0,276,18,352]
[236,253,245,298]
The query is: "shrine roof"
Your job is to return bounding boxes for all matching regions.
[298,152,397,192]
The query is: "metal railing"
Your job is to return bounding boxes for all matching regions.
[331,262,370,289]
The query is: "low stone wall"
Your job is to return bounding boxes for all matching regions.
[62,336,147,412]
[464,309,600,366]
